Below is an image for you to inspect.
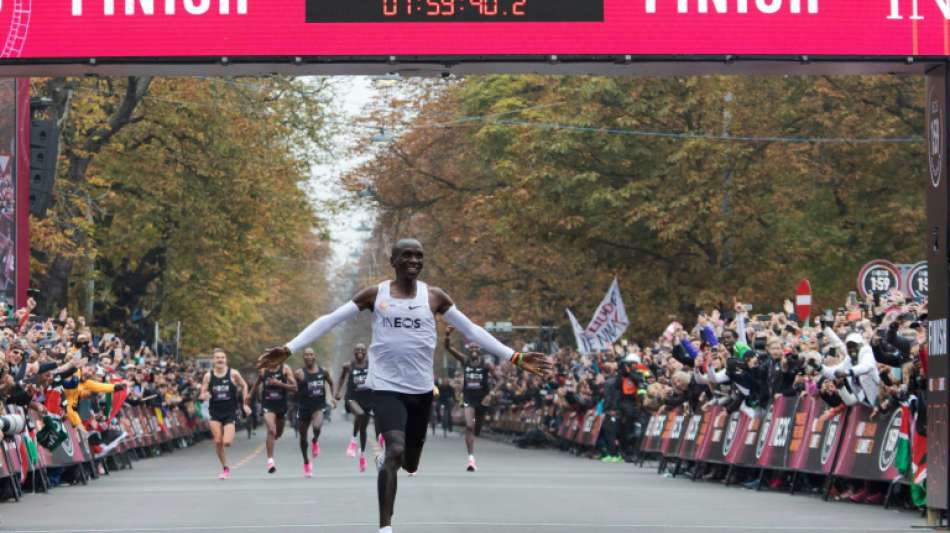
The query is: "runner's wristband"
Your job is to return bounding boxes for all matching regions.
[510,352,523,367]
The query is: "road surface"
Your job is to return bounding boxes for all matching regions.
[1,414,923,532]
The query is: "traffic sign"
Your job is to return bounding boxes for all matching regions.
[795,279,812,321]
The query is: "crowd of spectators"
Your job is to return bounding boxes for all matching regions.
[0,297,208,482]
[450,288,927,498]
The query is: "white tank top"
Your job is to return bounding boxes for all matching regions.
[367,280,437,394]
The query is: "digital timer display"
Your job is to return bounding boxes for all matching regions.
[306,0,604,22]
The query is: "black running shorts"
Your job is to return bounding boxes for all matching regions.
[372,390,433,448]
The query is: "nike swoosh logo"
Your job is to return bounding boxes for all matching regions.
[408,305,422,310]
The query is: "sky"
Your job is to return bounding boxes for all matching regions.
[305,76,382,271]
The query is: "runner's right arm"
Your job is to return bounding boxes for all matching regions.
[443,326,468,364]
[245,369,263,407]
[199,372,211,401]
[335,362,351,402]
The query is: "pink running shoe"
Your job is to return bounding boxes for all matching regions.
[218,467,230,480]
[378,434,385,448]
[303,463,313,478]
[312,440,320,458]
[267,458,276,474]
[346,439,358,458]
[359,454,367,473]
[466,457,477,472]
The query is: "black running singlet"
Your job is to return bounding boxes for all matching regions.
[209,368,237,409]
[300,367,326,400]
[262,367,288,402]
[464,364,490,392]
[348,363,370,396]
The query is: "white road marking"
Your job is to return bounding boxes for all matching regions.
[6,522,915,533]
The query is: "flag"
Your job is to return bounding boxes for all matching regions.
[104,388,128,422]
[568,278,630,353]
[566,309,592,353]
[896,404,927,507]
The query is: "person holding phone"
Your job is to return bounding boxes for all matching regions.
[255,238,553,533]
[199,348,250,480]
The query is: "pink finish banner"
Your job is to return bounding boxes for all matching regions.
[0,2,946,59]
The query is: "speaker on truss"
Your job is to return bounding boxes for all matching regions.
[29,119,58,218]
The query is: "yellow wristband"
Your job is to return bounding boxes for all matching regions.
[510,352,523,367]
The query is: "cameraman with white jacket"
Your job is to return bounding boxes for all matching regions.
[821,328,880,406]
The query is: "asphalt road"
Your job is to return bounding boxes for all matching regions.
[0,414,924,533]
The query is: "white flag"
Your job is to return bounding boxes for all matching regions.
[584,278,629,352]
[566,308,593,353]
[567,278,630,353]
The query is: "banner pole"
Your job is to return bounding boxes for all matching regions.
[926,62,950,518]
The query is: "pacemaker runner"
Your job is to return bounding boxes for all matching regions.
[444,325,499,472]
[296,348,336,478]
[248,360,297,474]
[199,348,250,479]
[337,343,373,472]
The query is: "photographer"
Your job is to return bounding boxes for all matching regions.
[821,332,880,406]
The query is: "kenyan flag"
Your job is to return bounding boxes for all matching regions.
[896,405,927,508]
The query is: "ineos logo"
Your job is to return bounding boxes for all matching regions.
[820,414,840,465]
[930,86,944,188]
[722,411,741,455]
[878,409,903,472]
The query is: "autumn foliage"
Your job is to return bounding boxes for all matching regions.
[349,75,925,344]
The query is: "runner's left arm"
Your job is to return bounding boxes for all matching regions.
[282,365,298,391]
[323,369,336,399]
[233,370,249,399]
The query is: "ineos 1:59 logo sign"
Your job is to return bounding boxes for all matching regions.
[857,259,901,299]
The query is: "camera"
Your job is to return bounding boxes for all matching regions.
[0,413,26,437]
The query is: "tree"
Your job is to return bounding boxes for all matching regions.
[349,74,924,341]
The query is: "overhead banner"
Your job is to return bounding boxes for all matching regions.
[0,3,950,60]
[568,278,629,353]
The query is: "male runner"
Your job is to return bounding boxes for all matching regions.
[257,238,552,533]
[336,343,373,472]
[444,325,498,472]
[199,349,250,479]
[296,348,336,478]
[247,359,296,474]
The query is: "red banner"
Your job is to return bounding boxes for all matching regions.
[788,397,847,475]
[724,409,765,467]
[696,407,735,464]
[755,396,801,470]
[0,2,947,61]
[675,412,706,460]
[832,404,902,482]
[641,413,668,454]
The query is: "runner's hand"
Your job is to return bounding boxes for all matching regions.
[517,352,554,377]
[257,346,291,370]
[243,404,251,416]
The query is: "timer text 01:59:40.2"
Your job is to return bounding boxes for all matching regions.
[306,0,604,22]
